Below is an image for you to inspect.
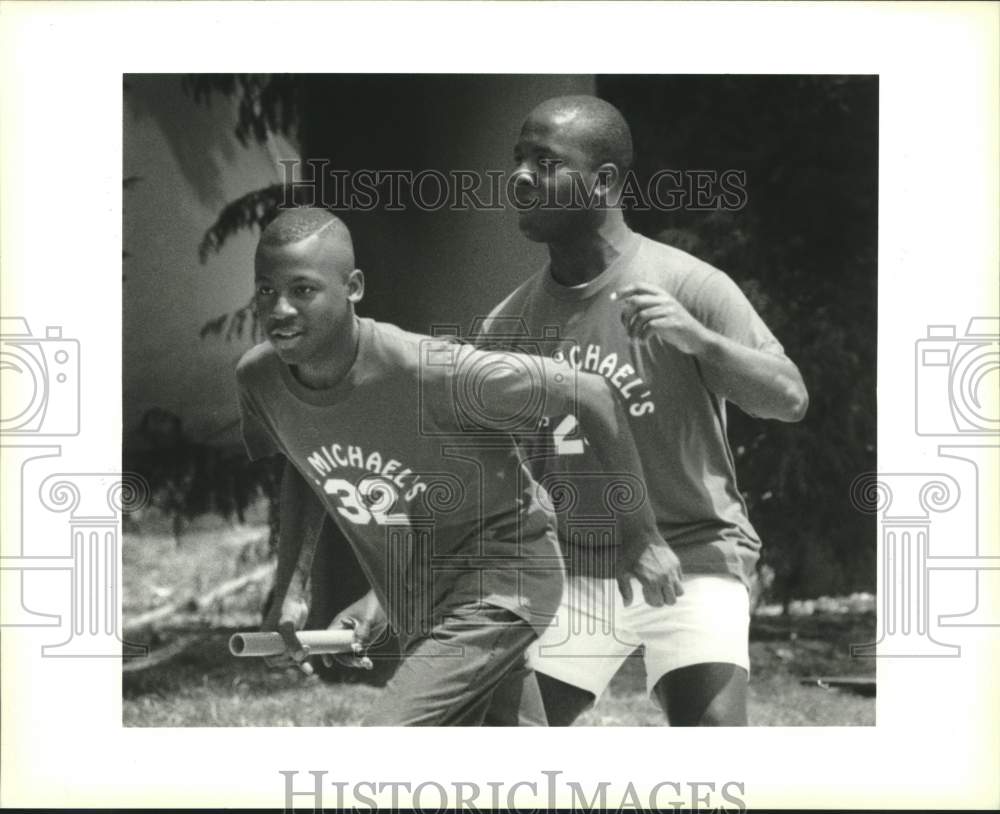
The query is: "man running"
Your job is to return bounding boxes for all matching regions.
[237,206,673,725]
[479,96,808,726]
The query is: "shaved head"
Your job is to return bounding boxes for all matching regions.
[525,95,633,173]
[513,95,634,242]
[259,207,355,276]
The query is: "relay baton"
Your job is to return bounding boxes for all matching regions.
[229,629,355,658]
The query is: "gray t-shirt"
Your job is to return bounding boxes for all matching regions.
[479,232,783,585]
[237,317,567,642]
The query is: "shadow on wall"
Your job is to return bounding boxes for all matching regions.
[125,74,242,210]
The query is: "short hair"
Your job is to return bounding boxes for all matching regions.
[258,207,355,272]
[260,207,351,248]
[531,95,634,172]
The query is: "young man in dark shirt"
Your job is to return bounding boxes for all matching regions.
[237,207,676,725]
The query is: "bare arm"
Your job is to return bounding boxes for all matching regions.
[262,459,328,634]
[696,331,808,421]
[471,347,684,606]
[271,464,388,673]
[572,372,685,606]
[237,379,330,672]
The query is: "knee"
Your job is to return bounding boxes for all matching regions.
[655,663,749,726]
[536,673,595,726]
[696,693,747,727]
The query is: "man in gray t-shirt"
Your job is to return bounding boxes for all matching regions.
[238,206,675,726]
[480,96,808,726]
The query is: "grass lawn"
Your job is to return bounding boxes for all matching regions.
[123,522,875,727]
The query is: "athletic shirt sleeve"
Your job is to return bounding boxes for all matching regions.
[683,269,784,355]
[471,282,534,350]
[422,339,578,433]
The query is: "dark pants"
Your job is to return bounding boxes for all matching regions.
[363,603,547,726]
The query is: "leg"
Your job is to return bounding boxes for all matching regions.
[483,664,548,727]
[363,603,539,726]
[653,662,748,726]
[534,672,596,726]
[639,574,751,726]
[528,573,637,726]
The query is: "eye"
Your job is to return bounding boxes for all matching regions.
[293,284,317,297]
[255,283,274,296]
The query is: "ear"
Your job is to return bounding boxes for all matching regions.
[347,269,365,303]
[594,162,620,201]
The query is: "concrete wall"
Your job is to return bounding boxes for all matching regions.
[295,75,595,331]
[124,76,297,441]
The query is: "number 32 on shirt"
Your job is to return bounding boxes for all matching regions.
[323,476,409,526]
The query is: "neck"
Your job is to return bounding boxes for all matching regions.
[547,209,631,287]
[294,315,361,390]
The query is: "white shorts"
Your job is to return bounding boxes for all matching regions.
[527,573,750,698]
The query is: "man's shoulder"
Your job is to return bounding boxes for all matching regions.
[368,318,426,360]
[366,318,452,381]
[492,275,537,313]
[235,342,279,385]
[634,234,722,280]
[474,274,543,339]
[630,234,730,302]
[365,320,477,414]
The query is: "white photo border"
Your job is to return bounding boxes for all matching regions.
[1,1,997,809]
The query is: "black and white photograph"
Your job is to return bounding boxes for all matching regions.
[121,73,877,730]
[1,2,997,810]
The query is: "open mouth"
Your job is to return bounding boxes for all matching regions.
[269,328,303,342]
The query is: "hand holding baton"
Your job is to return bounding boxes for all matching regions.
[229,626,356,660]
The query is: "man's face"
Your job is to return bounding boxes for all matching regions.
[253,236,359,369]
[512,110,603,243]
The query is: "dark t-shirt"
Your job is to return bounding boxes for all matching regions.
[480,232,783,585]
[236,317,566,641]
